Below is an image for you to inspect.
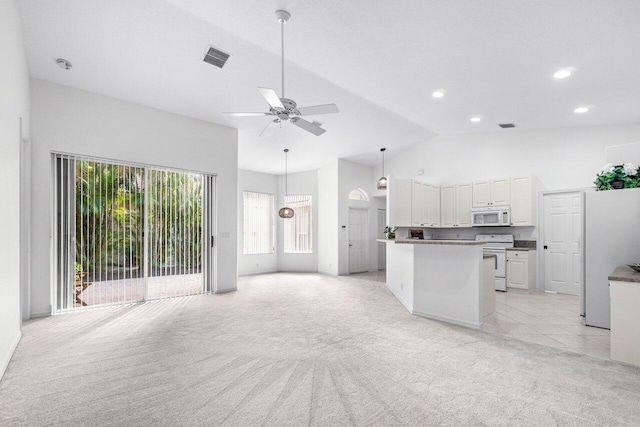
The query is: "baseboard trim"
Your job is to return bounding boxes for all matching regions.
[412,309,481,330]
[214,288,237,294]
[30,311,50,319]
[0,330,22,381]
[386,285,412,314]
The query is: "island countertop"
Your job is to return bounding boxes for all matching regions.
[609,266,640,283]
[394,239,485,246]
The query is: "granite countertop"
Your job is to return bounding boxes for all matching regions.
[376,239,394,243]
[609,266,640,283]
[508,247,536,252]
[394,239,485,246]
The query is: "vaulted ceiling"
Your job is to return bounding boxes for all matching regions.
[18,0,640,174]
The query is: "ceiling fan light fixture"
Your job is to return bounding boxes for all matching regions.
[377,148,388,190]
[220,10,339,136]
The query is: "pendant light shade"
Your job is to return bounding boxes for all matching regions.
[377,148,388,190]
[279,206,294,218]
[279,148,295,219]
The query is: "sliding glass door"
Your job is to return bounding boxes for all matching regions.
[52,154,215,313]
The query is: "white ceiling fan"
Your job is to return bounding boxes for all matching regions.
[222,10,339,137]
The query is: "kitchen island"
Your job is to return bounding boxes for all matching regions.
[382,238,492,329]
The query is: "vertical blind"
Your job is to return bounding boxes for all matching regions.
[52,153,215,313]
[243,192,275,254]
[283,195,313,253]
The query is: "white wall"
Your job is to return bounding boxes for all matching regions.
[0,0,30,379]
[373,124,640,198]
[606,142,640,165]
[30,80,238,316]
[237,169,278,275]
[277,170,319,272]
[318,161,339,275]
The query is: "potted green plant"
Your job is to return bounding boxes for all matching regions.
[594,163,639,190]
[383,226,396,239]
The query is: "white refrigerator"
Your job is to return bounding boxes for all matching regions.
[583,188,640,329]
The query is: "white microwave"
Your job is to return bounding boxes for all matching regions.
[472,206,511,226]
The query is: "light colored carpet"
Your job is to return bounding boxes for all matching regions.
[1,272,639,426]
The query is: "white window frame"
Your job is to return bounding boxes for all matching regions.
[283,195,313,254]
[243,191,275,255]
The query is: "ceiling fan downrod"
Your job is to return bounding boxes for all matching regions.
[276,10,290,99]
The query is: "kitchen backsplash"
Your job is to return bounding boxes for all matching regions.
[514,240,537,249]
[392,226,538,241]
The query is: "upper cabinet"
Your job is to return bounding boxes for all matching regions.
[388,177,440,228]
[490,178,510,205]
[389,175,536,228]
[473,178,510,207]
[441,184,472,228]
[510,175,536,226]
[430,185,441,228]
[412,182,439,227]
[456,183,472,227]
[440,186,455,227]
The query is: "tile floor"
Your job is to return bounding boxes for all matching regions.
[483,289,610,359]
[357,270,610,359]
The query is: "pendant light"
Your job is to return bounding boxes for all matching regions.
[279,149,295,218]
[377,147,388,190]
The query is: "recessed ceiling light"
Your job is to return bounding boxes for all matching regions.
[574,107,589,113]
[470,117,481,122]
[432,90,444,98]
[553,67,575,79]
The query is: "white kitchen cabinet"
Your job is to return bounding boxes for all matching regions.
[610,275,640,367]
[411,182,436,227]
[473,181,491,207]
[387,177,413,227]
[456,183,472,227]
[440,186,455,227]
[411,180,423,226]
[506,250,536,290]
[510,175,536,226]
[430,185,441,227]
[440,183,472,228]
[473,179,510,207]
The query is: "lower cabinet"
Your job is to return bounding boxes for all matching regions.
[506,250,536,290]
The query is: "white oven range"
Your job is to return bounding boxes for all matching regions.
[475,234,514,292]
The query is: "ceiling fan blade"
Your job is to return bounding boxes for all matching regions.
[259,120,277,137]
[296,104,340,116]
[258,87,284,109]
[291,117,326,136]
[222,112,271,116]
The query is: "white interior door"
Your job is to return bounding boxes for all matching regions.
[377,209,386,270]
[349,208,368,274]
[543,192,582,295]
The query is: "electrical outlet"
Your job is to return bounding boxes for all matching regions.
[456,233,460,238]
[516,233,521,238]
[256,263,259,268]
[401,282,404,290]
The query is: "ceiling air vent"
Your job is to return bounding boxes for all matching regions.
[203,46,230,69]
[498,123,516,128]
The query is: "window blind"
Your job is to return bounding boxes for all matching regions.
[52,153,215,313]
[243,192,275,254]
[283,195,313,253]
